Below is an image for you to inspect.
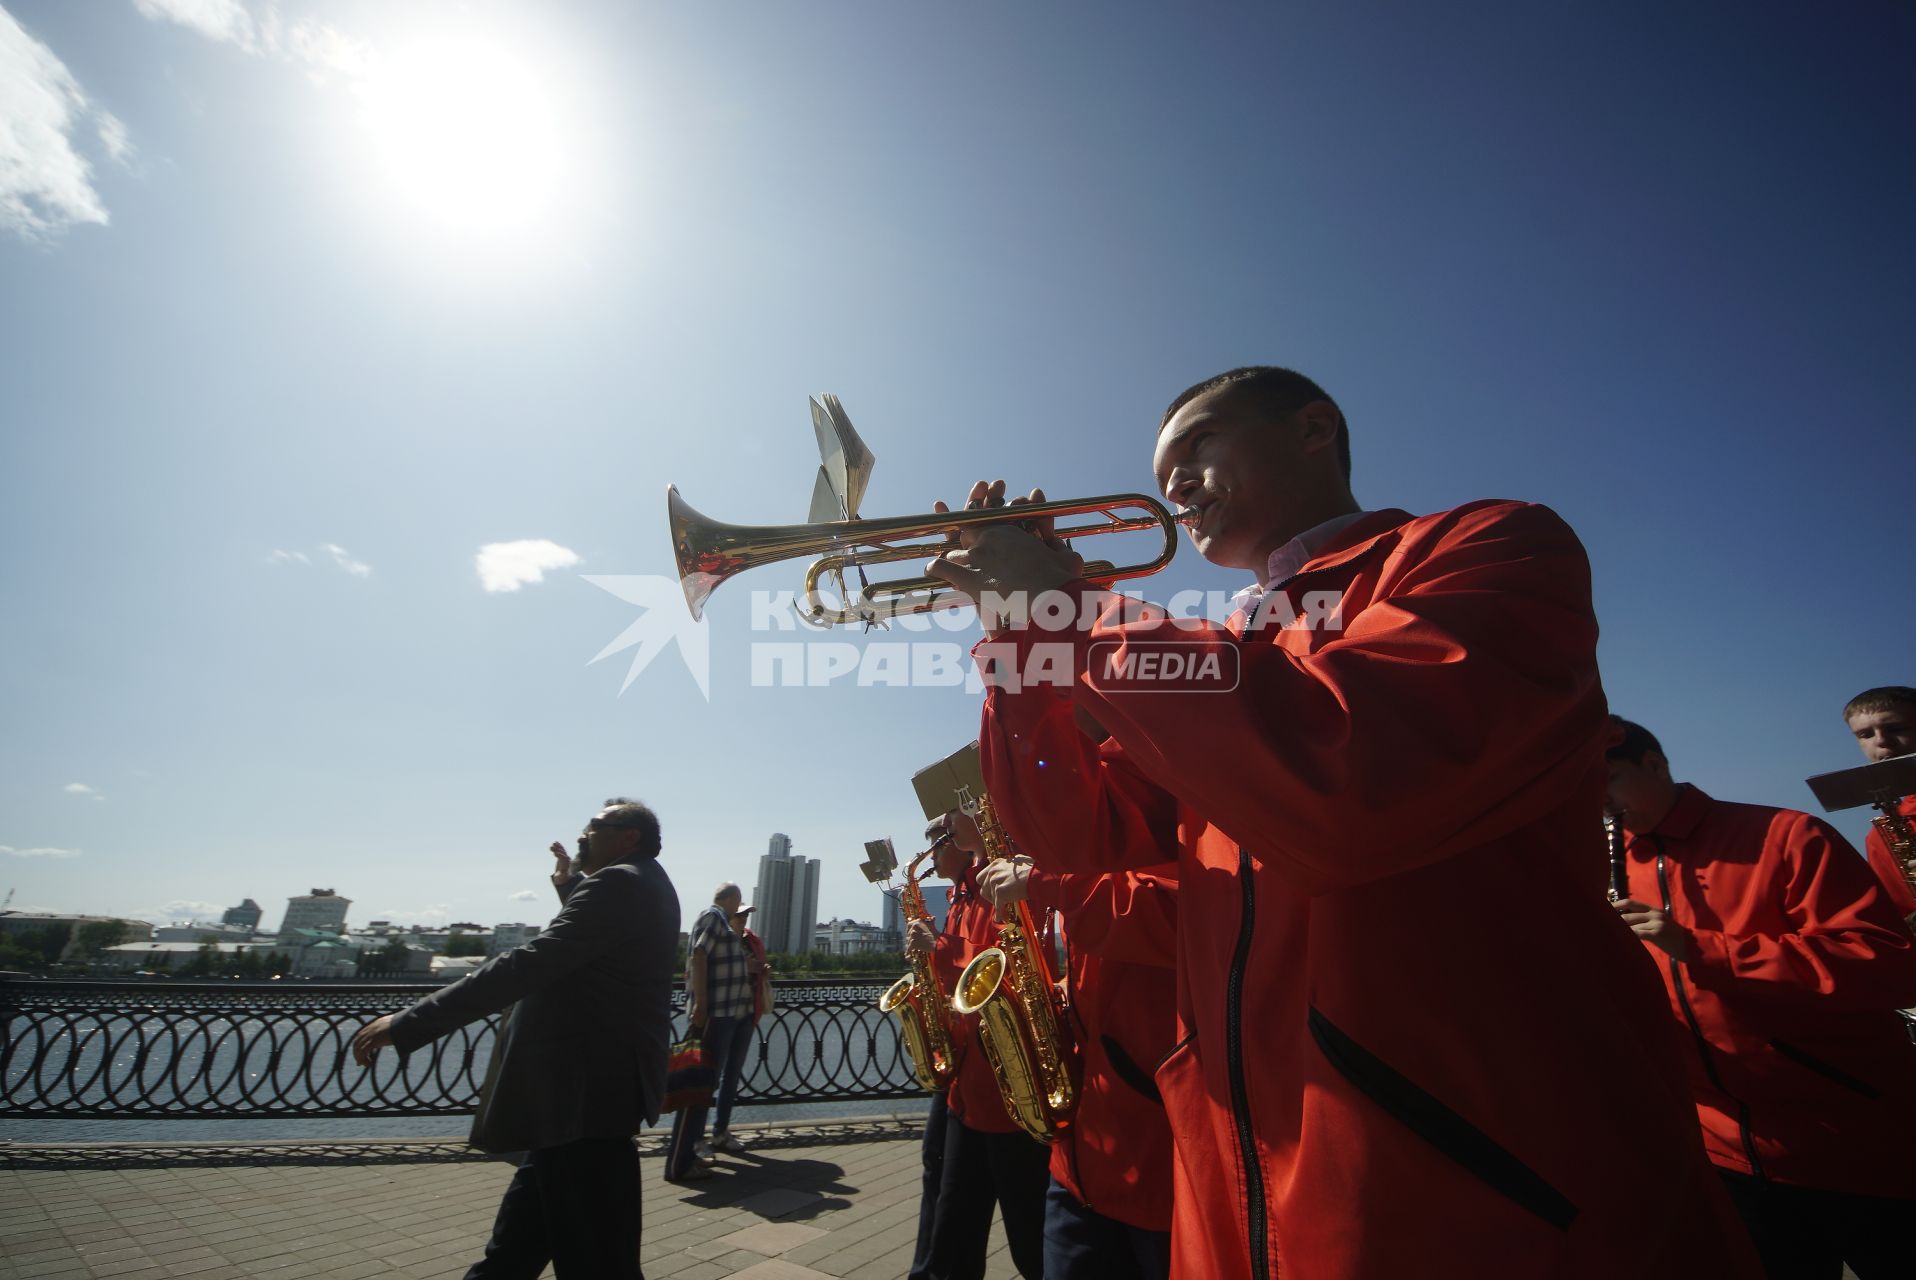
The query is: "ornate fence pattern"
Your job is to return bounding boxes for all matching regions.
[0,977,924,1120]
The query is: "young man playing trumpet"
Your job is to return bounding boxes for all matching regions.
[928,366,1757,1278]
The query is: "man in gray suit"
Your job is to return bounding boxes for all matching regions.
[352,798,680,1278]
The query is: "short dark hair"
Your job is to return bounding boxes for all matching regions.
[1843,686,1916,721]
[1605,718,1664,766]
[1158,365,1351,480]
[599,798,662,859]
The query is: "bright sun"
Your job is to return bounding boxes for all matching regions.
[358,34,566,240]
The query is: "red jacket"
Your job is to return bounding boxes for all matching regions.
[1861,793,1916,919]
[1620,783,1916,1196]
[981,502,1757,1279]
[932,865,1023,1135]
[1029,863,1180,1232]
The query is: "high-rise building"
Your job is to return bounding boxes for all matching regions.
[221,899,262,930]
[880,886,903,940]
[753,833,820,955]
[277,889,350,937]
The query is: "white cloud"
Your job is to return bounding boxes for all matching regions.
[269,544,369,575]
[133,0,259,50]
[63,782,94,794]
[134,1,371,85]
[122,898,227,925]
[478,540,581,593]
[321,543,372,577]
[377,904,453,925]
[283,18,372,82]
[508,889,539,902]
[2,845,82,859]
[0,9,119,241]
[97,112,132,164]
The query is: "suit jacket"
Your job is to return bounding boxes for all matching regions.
[390,853,680,1153]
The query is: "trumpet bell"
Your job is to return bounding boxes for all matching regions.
[667,485,726,621]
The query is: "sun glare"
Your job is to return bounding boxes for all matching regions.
[358,34,566,240]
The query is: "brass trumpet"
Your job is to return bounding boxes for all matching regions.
[667,486,1197,625]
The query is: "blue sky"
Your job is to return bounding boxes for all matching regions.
[2,0,1911,936]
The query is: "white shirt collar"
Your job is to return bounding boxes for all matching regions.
[1229,510,1370,617]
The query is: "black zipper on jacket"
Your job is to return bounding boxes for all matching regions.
[1655,837,1766,1180]
[1228,847,1271,1280]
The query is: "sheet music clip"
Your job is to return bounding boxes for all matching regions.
[910,742,987,821]
[1804,752,1916,813]
[859,837,898,884]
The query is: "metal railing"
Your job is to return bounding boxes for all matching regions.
[0,977,924,1120]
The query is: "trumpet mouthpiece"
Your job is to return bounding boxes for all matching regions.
[1173,507,1201,527]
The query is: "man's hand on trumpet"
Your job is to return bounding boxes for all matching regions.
[926,480,1084,628]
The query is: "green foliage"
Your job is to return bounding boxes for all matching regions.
[176,937,225,978]
[762,949,902,978]
[77,920,128,956]
[359,938,416,974]
[442,934,487,957]
[0,926,73,970]
[0,938,45,971]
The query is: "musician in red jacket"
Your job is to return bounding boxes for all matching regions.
[1842,685,1916,925]
[1607,717,1916,1278]
[977,856,1179,1280]
[907,812,1050,1280]
[929,365,1757,1278]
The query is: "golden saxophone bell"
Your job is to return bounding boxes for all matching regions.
[667,484,1196,626]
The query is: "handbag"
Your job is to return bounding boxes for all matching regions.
[662,1036,715,1112]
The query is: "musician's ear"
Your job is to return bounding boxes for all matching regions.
[1293,400,1343,456]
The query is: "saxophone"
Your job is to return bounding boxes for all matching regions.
[1604,813,1629,902]
[1870,799,1916,900]
[877,842,958,1092]
[950,793,1077,1142]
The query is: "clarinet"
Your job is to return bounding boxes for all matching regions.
[1604,813,1628,902]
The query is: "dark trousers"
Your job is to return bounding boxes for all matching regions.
[663,1014,746,1178]
[465,1134,642,1279]
[915,1105,1051,1280]
[1041,1177,1170,1280]
[1717,1169,1914,1280]
[710,1014,756,1134]
[908,1093,951,1280]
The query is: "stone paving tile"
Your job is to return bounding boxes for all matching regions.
[0,1120,1020,1280]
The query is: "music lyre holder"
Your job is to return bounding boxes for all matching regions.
[910,742,988,822]
[860,837,899,885]
[1804,753,1916,815]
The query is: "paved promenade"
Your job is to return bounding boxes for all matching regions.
[0,1116,1016,1279]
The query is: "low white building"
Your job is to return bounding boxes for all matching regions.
[814,918,895,956]
[487,923,540,955]
[0,912,154,963]
[153,923,253,944]
[97,941,277,973]
[431,955,486,981]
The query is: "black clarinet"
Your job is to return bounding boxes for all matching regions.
[1604,813,1628,901]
